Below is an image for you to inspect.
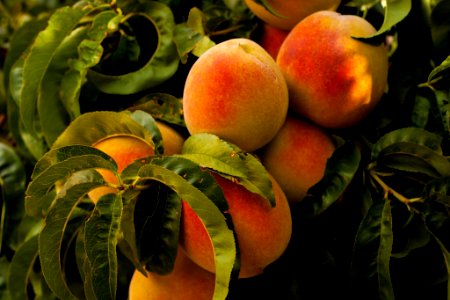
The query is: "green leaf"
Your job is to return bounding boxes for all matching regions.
[121,156,235,300]
[428,54,450,82]
[25,145,117,217]
[129,93,185,127]
[377,142,450,178]
[19,5,92,136]
[0,143,26,252]
[180,133,275,206]
[173,7,215,63]
[87,1,179,94]
[8,235,39,300]
[354,0,412,39]
[2,17,49,90]
[38,26,89,147]
[60,10,121,121]
[433,89,450,135]
[52,111,154,149]
[411,95,431,128]
[371,127,443,159]
[299,139,361,217]
[84,193,122,300]
[351,199,395,300]
[39,179,104,300]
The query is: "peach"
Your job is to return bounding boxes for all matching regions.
[245,0,341,30]
[182,38,289,152]
[179,173,292,278]
[88,123,185,203]
[277,11,389,128]
[258,23,290,59]
[128,247,215,300]
[260,116,336,203]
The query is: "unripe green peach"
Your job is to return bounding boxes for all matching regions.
[245,0,341,30]
[277,11,389,128]
[183,38,289,152]
[260,116,336,203]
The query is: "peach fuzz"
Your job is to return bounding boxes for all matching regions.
[182,38,289,152]
[88,123,185,203]
[260,116,336,203]
[277,11,389,128]
[128,248,215,300]
[245,0,341,30]
[179,173,292,278]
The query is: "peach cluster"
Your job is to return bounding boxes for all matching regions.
[129,2,389,299]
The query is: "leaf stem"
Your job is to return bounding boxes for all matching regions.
[209,25,243,37]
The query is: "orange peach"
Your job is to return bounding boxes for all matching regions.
[88,123,185,203]
[277,11,389,128]
[128,248,215,300]
[245,0,341,30]
[260,116,336,203]
[182,38,289,152]
[179,173,292,278]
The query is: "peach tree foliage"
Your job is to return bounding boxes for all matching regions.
[0,0,449,300]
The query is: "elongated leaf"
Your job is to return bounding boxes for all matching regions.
[377,142,450,178]
[428,54,450,82]
[180,133,275,206]
[351,199,395,300]
[411,95,431,128]
[84,193,122,300]
[39,180,103,300]
[38,26,89,146]
[121,156,235,300]
[60,10,120,120]
[0,143,26,252]
[129,93,185,127]
[87,1,179,94]
[26,145,117,217]
[299,140,361,217]
[8,235,39,300]
[434,89,450,135]
[372,127,443,159]
[355,0,412,39]
[3,18,49,90]
[51,111,154,149]
[19,5,92,135]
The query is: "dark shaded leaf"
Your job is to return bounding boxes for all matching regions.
[128,110,164,155]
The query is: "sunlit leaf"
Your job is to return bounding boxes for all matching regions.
[180,133,275,206]
[52,111,154,150]
[84,193,122,300]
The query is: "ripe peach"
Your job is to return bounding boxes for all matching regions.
[179,173,292,278]
[128,248,215,300]
[260,116,336,203]
[277,11,389,128]
[88,123,185,203]
[182,38,289,152]
[245,0,341,30]
[258,23,289,59]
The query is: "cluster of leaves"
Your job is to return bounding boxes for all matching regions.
[0,0,449,299]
